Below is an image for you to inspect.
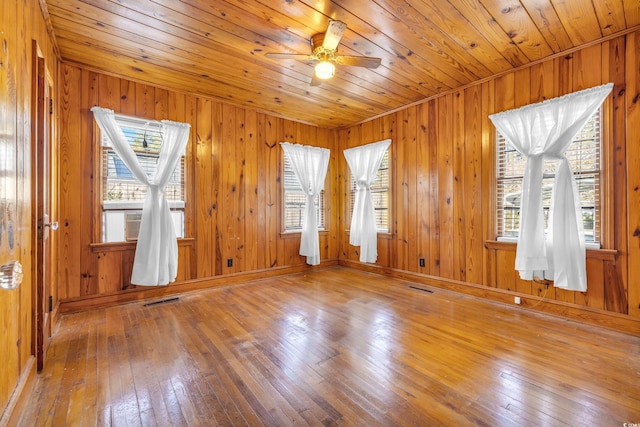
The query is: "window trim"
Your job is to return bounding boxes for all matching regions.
[347,146,391,234]
[280,147,328,234]
[93,114,188,244]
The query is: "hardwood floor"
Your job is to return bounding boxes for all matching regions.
[18,267,640,426]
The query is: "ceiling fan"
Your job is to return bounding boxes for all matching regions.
[265,20,382,86]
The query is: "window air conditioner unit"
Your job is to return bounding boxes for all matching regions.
[125,213,142,241]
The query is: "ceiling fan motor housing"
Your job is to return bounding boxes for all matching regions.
[311,33,336,62]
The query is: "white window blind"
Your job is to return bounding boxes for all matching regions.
[283,154,325,232]
[496,108,601,243]
[349,149,390,232]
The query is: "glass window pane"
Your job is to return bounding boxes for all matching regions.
[101,114,186,242]
[496,109,601,243]
[282,153,325,232]
[350,149,390,232]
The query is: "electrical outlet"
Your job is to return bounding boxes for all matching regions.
[419,258,425,267]
[514,296,521,304]
[227,258,233,267]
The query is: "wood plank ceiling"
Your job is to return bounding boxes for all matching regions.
[43,0,640,128]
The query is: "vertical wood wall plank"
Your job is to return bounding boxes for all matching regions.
[626,30,640,318]
[416,103,430,273]
[97,252,122,295]
[264,117,279,268]
[235,107,246,272]
[195,98,213,277]
[437,94,454,279]
[530,60,555,102]
[427,100,440,276]
[82,70,98,295]
[256,114,268,270]
[496,250,517,291]
[394,111,407,270]
[244,110,258,271]
[583,258,604,309]
[212,102,223,276]
[607,37,628,303]
[154,88,169,120]
[573,43,602,90]
[481,80,495,286]
[405,107,418,272]
[184,95,197,278]
[97,74,120,111]
[119,80,136,116]
[452,91,466,281]
[59,64,83,299]
[135,83,154,119]
[464,85,483,285]
[221,104,237,274]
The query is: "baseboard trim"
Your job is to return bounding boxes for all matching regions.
[0,356,36,427]
[59,260,339,313]
[340,260,640,336]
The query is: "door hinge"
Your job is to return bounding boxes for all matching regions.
[49,98,53,115]
[48,295,53,312]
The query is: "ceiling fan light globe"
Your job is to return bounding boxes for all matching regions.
[315,61,335,79]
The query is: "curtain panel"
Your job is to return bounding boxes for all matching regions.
[344,139,391,263]
[280,142,330,265]
[488,83,613,291]
[92,107,191,286]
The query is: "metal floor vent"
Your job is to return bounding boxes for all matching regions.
[144,297,180,307]
[408,285,434,294]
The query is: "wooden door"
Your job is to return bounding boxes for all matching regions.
[33,45,55,371]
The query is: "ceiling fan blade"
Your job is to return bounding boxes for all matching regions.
[322,20,347,51]
[310,73,324,86]
[265,52,315,61]
[336,55,382,69]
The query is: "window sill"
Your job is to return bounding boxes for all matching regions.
[345,230,393,240]
[495,236,602,250]
[90,237,195,252]
[280,230,329,239]
[485,240,617,262]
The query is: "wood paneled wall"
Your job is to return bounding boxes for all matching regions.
[338,30,640,320]
[58,30,640,325]
[57,66,338,302]
[0,0,57,421]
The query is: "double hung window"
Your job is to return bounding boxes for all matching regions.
[101,114,186,242]
[496,108,602,245]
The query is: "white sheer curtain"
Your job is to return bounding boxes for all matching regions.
[91,107,191,286]
[489,83,612,291]
[281,142,330,265]
[344,139,391,263]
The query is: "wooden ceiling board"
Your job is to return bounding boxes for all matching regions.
[447,0,531,65]
[623,0,640,27]
[44,0,636,128]
[518,0,574,52]
[550,0,604,44]
[476,0,555,60]
[592,0,629,35]
[405,0,525,70]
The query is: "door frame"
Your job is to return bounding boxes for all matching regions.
[31,40,55,371]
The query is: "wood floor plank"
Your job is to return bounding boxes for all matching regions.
[17,266,640,426]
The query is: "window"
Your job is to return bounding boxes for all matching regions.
[101,114,186,242]
[282,153,325,232]
[350,149,390,232]
[496,108,601,244]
